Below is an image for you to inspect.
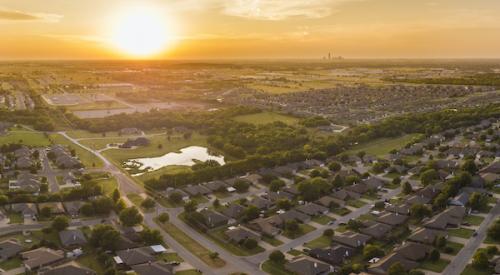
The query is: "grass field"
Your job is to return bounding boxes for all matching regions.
[175,270,202,275]
[136,165,192,182]
[207,227,265,256]
[0,129,51,147]
[154,219,226,268]
[311,215,334,225]
[461,264,493,275]
[282,224,316,239]
[346,134,422,157]
[67,101,127,111]
[443,241,464,255]
[77,253,106,274]
[262,236,283,246]
[103,133,209,163]
[233,112,299,125]
[49,133,104,168]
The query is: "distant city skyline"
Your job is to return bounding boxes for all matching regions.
[1,0,500,59]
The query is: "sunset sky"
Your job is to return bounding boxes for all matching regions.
[1,0,500,59]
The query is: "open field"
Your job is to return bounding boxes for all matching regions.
[0,129,51,147]
[346,133,422,157]
[233,112,299,125]
[66,101,128,111]
[49,133,104,168]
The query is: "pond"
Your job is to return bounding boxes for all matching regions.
[124,146,225,175]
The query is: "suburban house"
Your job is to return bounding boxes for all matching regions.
[296,203,329,217]
[59,229,87,248]
[360,222,393,240]
[39,261,96,275]
[284,256,333,275]
[332,231,372,248]
[21,247,65,271]
[408,228,448,245]
[376,212,409,226]
[131,261,174,275]
[225,226,260,243]
[309,245,354,266]
[199,209,229,228]
[0,239,24,262]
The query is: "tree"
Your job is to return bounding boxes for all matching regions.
[184,200,198,213]
[90,224,120,251]
[209,252,219,260]
[468,192,487,211]
[158,213,169,223]
[213,199,220,208]
[112,189,120,202]
[388,262,406,275]
[233,180,250,192]
[269,179,285,192]
[243,238,258,249]
[140,228,163,245]
[434,236,447,248]
[328,161,341,172]
[141,198,156,209]
[276,199,293,210]
[244,205,260,221]
[461,159,478,175]
[487,219,500,242]
[115,198,126,212]
[392,177,401,185]
[80,203,95,216]
[323,229,334,237]
[332,175,344,188]
[402,181,412,194]
[420,169,438,185]
[269,250,285,264]
[429,249,440,262]
[472,250,489,269]
[363,244,384,260]
[40,207,51,218]
[0,195,8,205]
[168,192,183,204]
[285,220,299,233]
[410,204,432,220]
[51,216,69,231]
[119,207,143,227]
[93,196,114,215]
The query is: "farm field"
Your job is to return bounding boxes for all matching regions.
[346,133,422,157]
[233,112,299,125]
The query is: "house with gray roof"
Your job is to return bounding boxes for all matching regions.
[39,261,96,275]
[115,247,155,267]
[285,256,333,275]
[0,240,24,262]
[131,261,174,275]
[59,229,87,248]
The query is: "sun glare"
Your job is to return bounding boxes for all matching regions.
[111,8,174,57]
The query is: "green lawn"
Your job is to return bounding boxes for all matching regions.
[464,215,485,226]
[262,260,290,275]
[0,129,51,147]
[332,207,351,216]
[154,219,226,268]
[420,258,450,273]
[80,137,128,150]
[346,134,422,157]
[49,133,104,168]
[233,112,299,125]
[287,249,303,256]
[0,257,22,271]
[136,165,192,182]
[77,253,106,274]
[461,264,493,275]
[311,215,334,225]
[127,193,144,208]
[448,228,474,239]
[8,213,23,224]
[484,235,500,244]
[67,101,127,111]
[282,224,316,239]
[443,241,464,255]
[304,235,332,249]
[262,236,283,246]
[159,253,184,263]
[347,199,366,208]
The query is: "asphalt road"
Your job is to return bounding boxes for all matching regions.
[442,201,500,275]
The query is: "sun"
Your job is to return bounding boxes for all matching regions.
[111,8,174,57]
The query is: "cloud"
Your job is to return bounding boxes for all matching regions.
[0,8,62,22]
[221,0,357,20]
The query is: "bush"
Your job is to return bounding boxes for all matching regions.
[157,213,169,223]
[269,250,285,264]
[323,229,334,237]
[51,216,69,231]
[243,238,258,249]
[141,197,156,209]
[429,249,440,262]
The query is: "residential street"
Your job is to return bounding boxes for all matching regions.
[442,201,500,275]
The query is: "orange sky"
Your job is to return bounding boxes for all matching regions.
[1,0,500,59]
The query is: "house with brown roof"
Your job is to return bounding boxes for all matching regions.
[332,231,372,248]
[249,218,281,236]
[424,206,466,230]
[21,247,65,271]
[360,222,393,240]
[385,204,410,215]
[345,183,370,194]
[408,228,448,245]
[376,212,409,226]
[222,203,246,219]
[39,261,96,275]
[331,189,360,201]
[249,196,273,210]
[317,196,345,208]
[284,256,333,275]
[296,203,329,217]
